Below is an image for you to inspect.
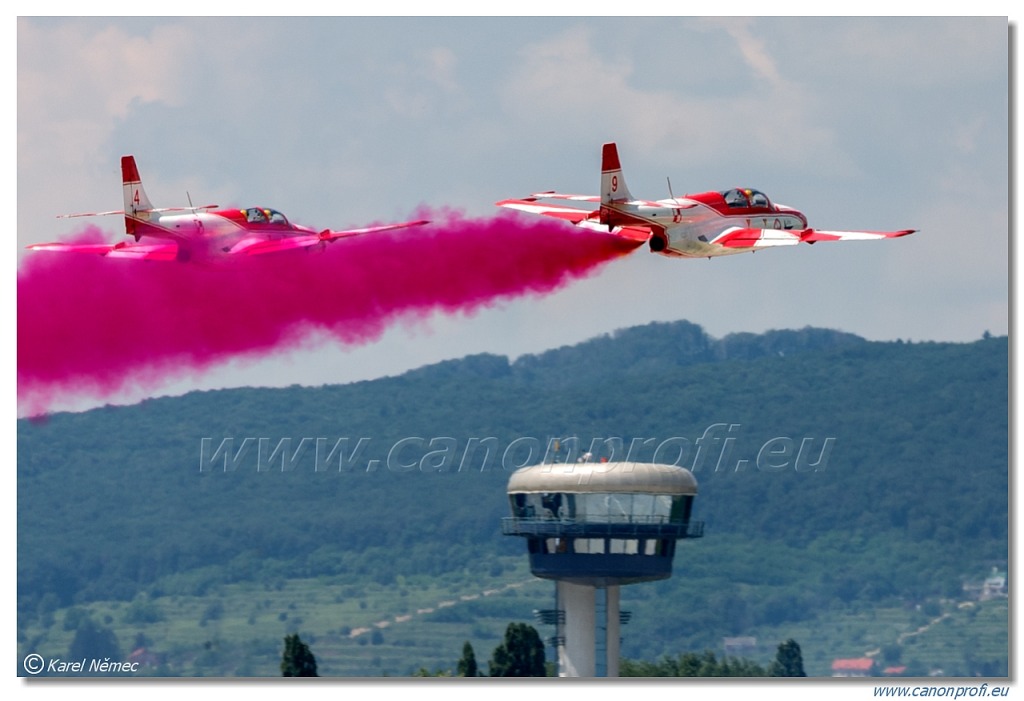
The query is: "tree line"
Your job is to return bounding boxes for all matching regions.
[284,626,807,678]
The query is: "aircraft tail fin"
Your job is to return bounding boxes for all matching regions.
[599,142,634,229]
[121,155,153,240]
[600,142,633,205]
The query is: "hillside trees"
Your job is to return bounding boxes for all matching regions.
[68,617,121,667]
[281,634,318,677]
[769,639,806,677]
[457,641,480,677]
[620,650,767,677]
[488,623,546,677]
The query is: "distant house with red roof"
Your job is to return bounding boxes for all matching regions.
[832,657,875,677]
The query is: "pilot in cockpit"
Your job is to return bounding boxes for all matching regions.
[724,189,749,208]
[244,208,268,223]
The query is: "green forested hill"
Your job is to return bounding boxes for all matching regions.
[17,321,1008,675]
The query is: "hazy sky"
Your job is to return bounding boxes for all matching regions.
[14,16,1010,412]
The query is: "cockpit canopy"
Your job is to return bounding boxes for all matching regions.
[242,207,289,225]
[721,188,770,209]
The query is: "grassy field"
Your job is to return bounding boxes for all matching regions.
[727,598,1009,677]
[20,556,553,677]
[19,561,1007,678]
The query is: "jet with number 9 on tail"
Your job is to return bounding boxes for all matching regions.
[497,142,915,259]
[27,156,429,263]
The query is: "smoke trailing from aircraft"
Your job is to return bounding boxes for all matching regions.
[18,210,640,415]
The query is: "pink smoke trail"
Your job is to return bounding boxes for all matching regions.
[17,210,640,415]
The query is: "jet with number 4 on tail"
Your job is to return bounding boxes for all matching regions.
[27,156,429,263]
[497,142,915,259]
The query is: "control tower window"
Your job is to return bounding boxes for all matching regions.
[632,494,654,518]
[671,495,694,523]
[654,495,673,521]
[606,494,630,521]
[574,538,606,554]
[609,539,640,555]
[541,493,563,519]
[545,538,558,554]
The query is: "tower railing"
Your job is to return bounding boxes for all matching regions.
[501,516,704,539]
[533,609,565,625]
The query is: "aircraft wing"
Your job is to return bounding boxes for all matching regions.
[317,219,430,242]
[713,227,916,249]
[56,205,217,219]
[497,199,651,245]
[798,228,916,243]
[496,199,593,224]
[26,241,179,261]
[529,191,602,202]
[584,222,652,244]
[227,219,429,256]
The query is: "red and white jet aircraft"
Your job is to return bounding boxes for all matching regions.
[27,156,428,263]
[497,142,915,259]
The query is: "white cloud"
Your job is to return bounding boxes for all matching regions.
[501,23,851,174]
[18,20,193,162]
[17,19,203,251]
[702,17,784,87]
[422,46,460,93]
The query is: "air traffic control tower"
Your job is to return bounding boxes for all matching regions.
[502,461,703,677]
